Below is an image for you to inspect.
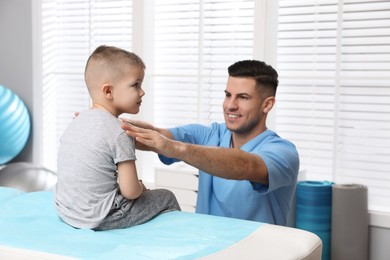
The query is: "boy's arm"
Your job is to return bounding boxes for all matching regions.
[117,160,145,200]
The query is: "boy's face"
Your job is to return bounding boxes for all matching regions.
[112,66,145,115]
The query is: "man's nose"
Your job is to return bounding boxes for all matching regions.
[226,98,238,110]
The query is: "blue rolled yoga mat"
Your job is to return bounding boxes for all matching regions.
[296,181,333,260]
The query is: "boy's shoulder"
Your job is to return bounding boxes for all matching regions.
[62,109,122,139]
[77,109,120,126]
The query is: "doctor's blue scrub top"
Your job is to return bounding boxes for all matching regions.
[158,123,299,226]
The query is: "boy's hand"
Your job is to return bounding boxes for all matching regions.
[139,180,149,192]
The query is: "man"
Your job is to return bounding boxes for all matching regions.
[122,60,299,226]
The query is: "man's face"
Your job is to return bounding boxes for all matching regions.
[223,76,265,137]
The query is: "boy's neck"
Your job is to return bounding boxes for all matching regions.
[91,103,118,117]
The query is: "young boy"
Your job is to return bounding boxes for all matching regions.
[54,45,180,230]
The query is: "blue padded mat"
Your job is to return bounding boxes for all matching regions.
[0,186,25,202]
[0,188,262,259]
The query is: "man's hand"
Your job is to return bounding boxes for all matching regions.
[120,119,156,151]
[121,119,175,152]
[121,123,180,157]
[120,118,155,131]
[73,112,80,119]
[121,122,153,151]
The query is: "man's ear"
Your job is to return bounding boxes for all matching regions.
[263,96,275,113]
[101,84,113,99]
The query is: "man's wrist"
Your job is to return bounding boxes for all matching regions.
[173,140,188,159]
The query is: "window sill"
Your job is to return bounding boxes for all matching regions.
[370,211,390,229]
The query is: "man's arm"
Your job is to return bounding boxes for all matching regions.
[177,143,269,184]
[122,123,269,184]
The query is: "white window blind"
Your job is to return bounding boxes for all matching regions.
[41,0,133,170]
[275,0,390,212]
[154,0,255,128]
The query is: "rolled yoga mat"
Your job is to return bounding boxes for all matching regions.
[296,181,333,260]
[331,184,368,260]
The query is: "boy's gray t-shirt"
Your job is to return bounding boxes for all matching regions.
[54,109,136,228]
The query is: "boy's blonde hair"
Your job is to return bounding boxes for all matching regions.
[84,45,145,96]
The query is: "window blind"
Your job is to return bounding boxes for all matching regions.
[41,0,133,170]
[40,0,390,214]
[275,0,390,212]
[154,0,255,128]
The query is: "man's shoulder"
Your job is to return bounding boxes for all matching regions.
[253,130,297,151]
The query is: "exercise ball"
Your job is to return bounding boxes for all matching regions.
[0,85,31,165]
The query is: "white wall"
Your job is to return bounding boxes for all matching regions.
[1,1,389,259]
[370,226,390,260]
[0,0,33,163]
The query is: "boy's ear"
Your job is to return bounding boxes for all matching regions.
[101,84,113,99]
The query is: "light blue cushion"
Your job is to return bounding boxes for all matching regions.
[0,190,262,259]
[0,186,24,202]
